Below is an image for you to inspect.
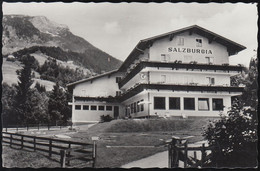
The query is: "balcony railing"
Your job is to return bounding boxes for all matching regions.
[118,61,243,88]
[119,83,244,102]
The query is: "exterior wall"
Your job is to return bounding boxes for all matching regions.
[121,67,232,90]
[149,70,231,86]
[73,72,123,97]
[148,90,231,117]
[72,101,123,123]
[121,91,149,118]
[149,32,229,65]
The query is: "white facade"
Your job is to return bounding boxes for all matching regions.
[68,25,245,123]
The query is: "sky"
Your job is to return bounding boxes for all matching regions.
[3,2,258,67]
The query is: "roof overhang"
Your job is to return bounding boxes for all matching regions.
[67,69,119,92]
[118,25,246,72]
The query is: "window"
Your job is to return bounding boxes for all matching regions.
[91,105,97,110]
[184,98,195,110]
[116,77,121,83]
[161,75,166,83]
[106,106,113,111]
[130,103,134,114]
[196,38,202,47]
[98,105,105,111]
[83,105,89,110]
[205,57,214,64]
[207,77,215,85]
[116,91,121,96]
[154,97,165,110]
[137,101,140,112]
[198,98,209,111]
[169,97,180,110]
[134,102,137,113]
[161,54,169,62]
[75,105,81,110]
[178,37,184,46]
[140,99,144,111]
[213,99,224,111]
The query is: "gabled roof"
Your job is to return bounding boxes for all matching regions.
[119,25,246,71]
[67,69,118,89]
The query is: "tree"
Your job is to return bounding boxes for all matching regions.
[26,88,49,124]
[203,56,258,167]
[13,54,34,124]
[34,82,46,93]
[48,82,71,125]
[2,83,17,126]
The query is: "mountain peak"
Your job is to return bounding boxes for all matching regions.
[29,16,69,35]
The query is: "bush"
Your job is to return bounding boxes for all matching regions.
[100,115,113,122]
[203,100,257,167]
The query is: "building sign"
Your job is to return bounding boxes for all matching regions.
[168,47,213,54]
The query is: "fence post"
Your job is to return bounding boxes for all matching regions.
[170,137,180,168]
[10,134,13,147]
[168,142,172,168]
[6,126,7,132]
[48,123,50,131]
[34,137,36,151]
[60,150,66,168]
[184,141,188,168]
[93,141,97,168]
[67,143,71,165]
[201,143,206,167]
[49,140,52,157]
[21,135,24,149]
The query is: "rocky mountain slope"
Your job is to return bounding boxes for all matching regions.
[2,15,122,74]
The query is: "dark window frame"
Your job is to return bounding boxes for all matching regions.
[83,105,89,110]
[91,105,97,110]
[116,77,121,83]
[75,105,81,110]
[212,98,224,111]
[154,97,166,110]
[98,105,105,111]
[169,97,181,110]
[106,106,113,111]
[184,98,195,110]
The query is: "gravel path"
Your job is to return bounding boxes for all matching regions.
[121,140,208,168]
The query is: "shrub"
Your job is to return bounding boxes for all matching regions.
[100,115,113,122]
[203,100,257,167]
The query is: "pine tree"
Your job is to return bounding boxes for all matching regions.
[13,55,34,124]
[48,82,70,125]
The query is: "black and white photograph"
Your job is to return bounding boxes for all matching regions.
[1,1,258,168]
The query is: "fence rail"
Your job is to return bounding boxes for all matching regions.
[2,123,73,132]
[168,137,214,168]
[2,131,96,168]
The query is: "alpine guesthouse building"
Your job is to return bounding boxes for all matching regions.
[67,25,245,124]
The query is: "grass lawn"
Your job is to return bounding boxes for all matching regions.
[2,117,212,168]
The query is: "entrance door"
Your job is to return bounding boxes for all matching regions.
[114,106,119,119]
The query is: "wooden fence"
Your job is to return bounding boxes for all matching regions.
[2,131,96,168]
[168,136,214,168]
[2,123,73,132]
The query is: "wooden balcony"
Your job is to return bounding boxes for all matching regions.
[118,61,243,88]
